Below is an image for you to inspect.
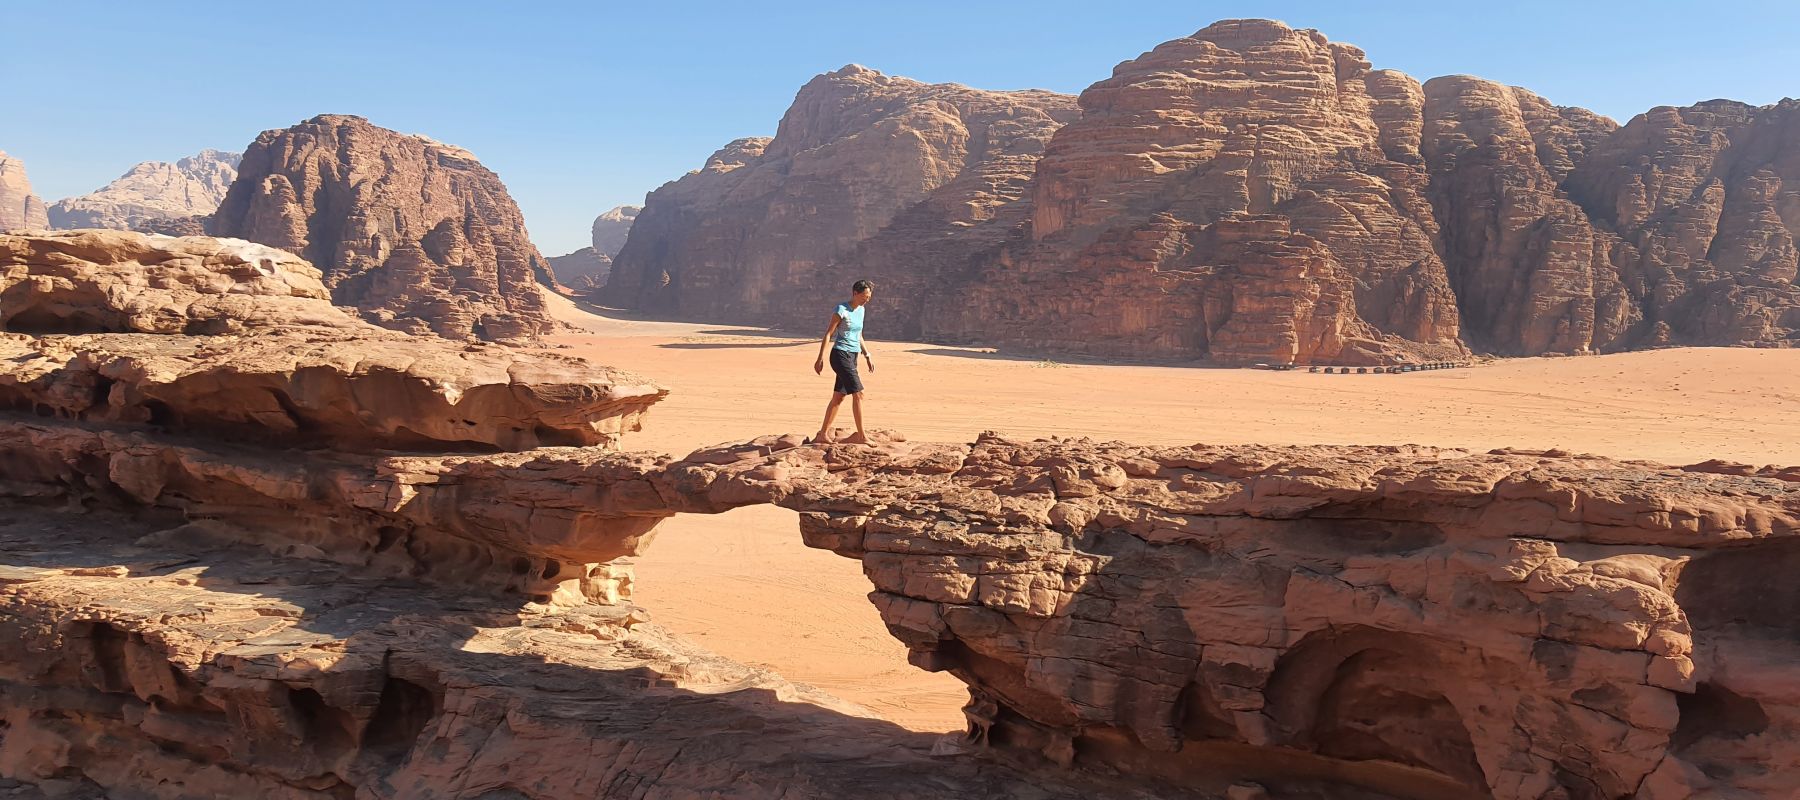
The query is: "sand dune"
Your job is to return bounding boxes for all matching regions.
[544,294,1800,731]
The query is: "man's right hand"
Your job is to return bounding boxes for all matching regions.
[814,357,825,375]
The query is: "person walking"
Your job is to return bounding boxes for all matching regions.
[813,280,875,444]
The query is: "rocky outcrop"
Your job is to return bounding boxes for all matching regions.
[951,20,1469,365]
[590,204,639,258]
[0,229,1146,799]
[0,151,49,232]
[607,20,1800,364]
[0,229,659,609]
[208,115,556,342]
[0,504,1159,800]
[546,246,611,290]
[1420,77,1628,355]
[6,233,1800,798]
[602,66,1078,331]
[0,231,661,453]
[47,150,239,231]
[1563,99,1800,350]
[669,432,1800,800]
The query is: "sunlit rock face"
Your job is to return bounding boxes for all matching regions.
[48,149,241,231]
[609,20,1800,364]
[0,150,49,232]
[209,114,556,342]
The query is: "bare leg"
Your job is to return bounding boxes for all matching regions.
[814,393,846,442]
[843,391,868,444]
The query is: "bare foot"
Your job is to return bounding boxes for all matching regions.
[812,430,835,444]
[842,432,869,445]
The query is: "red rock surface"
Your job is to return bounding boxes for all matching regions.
[208,115,556,342]
[608,20,1800,364]
[1563,99,1800,350]
[0,231,663,453]
[2,232,1796,796]
[602,66,1078,331]
[673,432,1800,800]
[0,508,1125,800]
[0,231,1161,799]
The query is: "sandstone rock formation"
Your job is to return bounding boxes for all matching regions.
[590,204,639,258]
[0,151,48,232]
[2,229,1797,798]
[0,507,1147,800]
[47,149,240,231]
[208,115,556,342]
[0,231,660,452]
[546,246,611,290]
[672,432,1800,799]
[0,230,1141,799]
[602,66,1079,331]
[1561,98,1800,351]
[609,20,1800,364]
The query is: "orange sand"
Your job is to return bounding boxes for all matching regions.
[544,294,1800,731]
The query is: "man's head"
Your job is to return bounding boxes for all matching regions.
[851,279,875,304]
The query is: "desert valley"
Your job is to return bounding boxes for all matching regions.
[2,15,1797,800]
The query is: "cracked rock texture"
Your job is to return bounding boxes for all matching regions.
[0,229,665,603]
[47,149,240,232]
[0,509,1132,800]
[608,19,1800,364]
[672,432,1800,799]
[0,231,664,453]
[207,115,557,342]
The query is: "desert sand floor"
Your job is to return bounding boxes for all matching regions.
[543,294,1800,731]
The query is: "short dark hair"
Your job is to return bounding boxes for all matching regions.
[852,279,874,294]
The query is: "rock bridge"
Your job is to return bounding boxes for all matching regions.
[0,231,1795,799]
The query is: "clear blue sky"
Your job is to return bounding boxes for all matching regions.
[4,1,1794,254]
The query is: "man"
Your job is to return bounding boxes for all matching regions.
[812,279,875,444]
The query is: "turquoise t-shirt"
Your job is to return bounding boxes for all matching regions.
[832,302,864,352]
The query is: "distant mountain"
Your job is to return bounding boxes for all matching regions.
[49,149,240,230]
[591,205,639,258]
[0,150,49,231]
[548,246,612,291]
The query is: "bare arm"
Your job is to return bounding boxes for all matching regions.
[814,313,841,374]
[861,337,874,372]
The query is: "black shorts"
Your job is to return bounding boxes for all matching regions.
[829,348,864,395]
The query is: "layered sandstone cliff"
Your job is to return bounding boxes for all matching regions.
[1562,98,1800,350]
[602,66,1079,333]
[685,433,1800,799]
[939,20,1467,364]
[47,149,240,231]
[610,20,1800,364]
[208,115,556,341]
[1,230,1797,798]
[0,151,49,232]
